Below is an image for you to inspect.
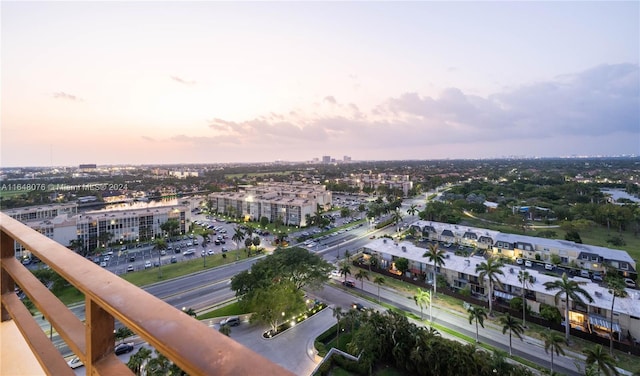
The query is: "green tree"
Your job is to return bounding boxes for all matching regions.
[605,273,628,354]
[413,288,431,321]
[518,269,534,327]
[373,276,385,303]
[407,204,419,217]
[219,324,231,337]
[544,273,594,342]
[249,280,306,334]
[146,350,171,376]
[115,327,133,344]
[540,328,566,374]
[232,226,245,260]
[127,347,152,375]
[354,269,369,289]
[160,218,180,240]
[467,305,487,343]
[153,238,167,279]
[423,243,446,299]
[339,262,352,283]
[391,209,404,231]
[499,313,524,356]
[476,258,505,316]
[583,344,619,376]
[332,306,344,346]
[394,257,410,280]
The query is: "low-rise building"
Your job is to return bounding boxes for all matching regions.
[363,237,640,342]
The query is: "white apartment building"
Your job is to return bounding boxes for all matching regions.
[363,237,640,342]
[207,182,332,227]
[336,173,413,197]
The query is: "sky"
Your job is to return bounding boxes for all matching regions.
[1,1,639,167]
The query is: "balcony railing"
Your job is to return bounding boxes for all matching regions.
[0,213,293,375]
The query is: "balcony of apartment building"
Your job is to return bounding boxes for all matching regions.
[0,213,293,376]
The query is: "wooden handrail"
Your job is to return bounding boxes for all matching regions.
[0,213,294,375]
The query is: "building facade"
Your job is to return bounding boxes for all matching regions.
[207,182,332,227]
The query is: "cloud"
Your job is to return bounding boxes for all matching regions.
[141,136,155,142]
[52,92,82,101]
[170,76,196,85]
[323,96,337,105]
[173,63,638,159]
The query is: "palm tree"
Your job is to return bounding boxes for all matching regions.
[498,313,524,356]
[518,269,534,327]
[475,258,505,316]
[127,347,152,375]
[332,306,344,345]
[407,204,419,217]
[354,269,369,289]
[467,305,487,343]
[153,238,167,279]
[232,226,245,261]
[605,274,628,355]
[391,209,404,231]
[219,324,231,337]
[544,272,594,342]
[373,276,385,303]
[339,263,351,283]
[423,243,446,299]
[583,344,619,376]
[413,288,431,321]
[540,328,566,374]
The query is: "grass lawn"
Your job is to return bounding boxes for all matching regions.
[198,302,247,320]
[121,249,257,286]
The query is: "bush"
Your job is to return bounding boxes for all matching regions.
[510,297,523,311]
[539,303,562,324]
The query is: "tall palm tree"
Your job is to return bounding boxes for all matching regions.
[467,305,487,343]
[339,263,351,283]
[498,313,524,356]
[331,306,343,345]
[354,269,369,289]
[153,238,167,279]
[391,209,403,231]
[541,328,566,374]
[605,274,628,355]
[232,226,245,261]
[518,269,534,327]
[413,288,431,321]
[373,276,385,303]
[475,258,505,316]
[583,344,619,376]
[544,272,594,342]
[423,243,446,298]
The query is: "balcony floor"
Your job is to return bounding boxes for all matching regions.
[1,319,46,375]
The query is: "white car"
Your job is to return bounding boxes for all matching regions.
[67,356,83,369]
[207,249,215,255]
[144,261,152,269]
[524,260,533,267]
[624,278,636,288]
[330,270,341,277]
[103,255,110,261]
[99,261,107,267]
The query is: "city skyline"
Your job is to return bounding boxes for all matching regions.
[2,1,639,167]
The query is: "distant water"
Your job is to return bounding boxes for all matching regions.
[600,188,640,203]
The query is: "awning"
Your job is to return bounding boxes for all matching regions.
[589,315,621,333]
[494,291,515,300]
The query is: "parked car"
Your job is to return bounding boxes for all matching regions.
[516,258,523,265]
[342,280,355,288]
[126,265,134,272]
[524,260,533,267]
[170,256,178,264]
[160,250,167,256]
[330,270,341,277]
[129,255,136,262]
[114,342,134,355]
[220,316,240,327]
[144,261,152,269]
[183,249,195,256]
[592,273,603,282]
[67,356,83,369]
[100,261,107,267]
[624,278,636,288]
[544,263,554,271]
[207,250,215,255]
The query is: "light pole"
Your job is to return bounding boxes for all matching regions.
[41,315,52,341]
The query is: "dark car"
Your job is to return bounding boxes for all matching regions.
[114,342,134,355]
[129,255,136,262]
[352,302,365,311]
[170,256,178,263]
[342,280,355,288]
